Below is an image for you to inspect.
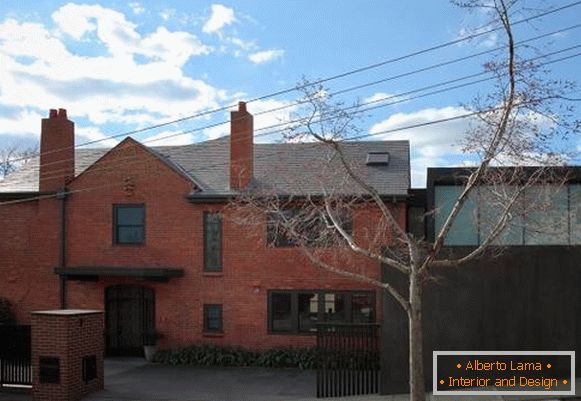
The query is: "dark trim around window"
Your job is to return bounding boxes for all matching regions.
[267,289,375,335]
[203,212,223,272]
[203,304,223,333]
[113,204,145,245]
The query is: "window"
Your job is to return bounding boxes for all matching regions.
[271,293,293,332]
[114,204,145,244]
[268,290,374,334]
[434,184,581,246]
[204,212,222,272]
[267,209,353,248]
[203,304,223,332]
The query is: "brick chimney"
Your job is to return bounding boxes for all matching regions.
[39,109,75,192]
[230,101,254,190]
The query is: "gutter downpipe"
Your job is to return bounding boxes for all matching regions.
[57,189,67,309]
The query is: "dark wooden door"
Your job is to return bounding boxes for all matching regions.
[105,285,154,356]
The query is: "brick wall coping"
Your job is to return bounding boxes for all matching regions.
[32,309,103,316]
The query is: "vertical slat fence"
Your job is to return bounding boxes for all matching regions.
[316,323,380,398]
[0,325,32,387]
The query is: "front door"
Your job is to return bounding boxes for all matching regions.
[105,285,154,356]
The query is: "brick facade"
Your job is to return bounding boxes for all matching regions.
[0,107,408,352]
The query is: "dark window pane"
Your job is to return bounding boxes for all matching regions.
[324,293,346,323]
[117,226,144,243]
[204,304,223,332]
[298,293,318,332]
[117,207,144,225]
[352,293,374,323]
[204,213,222,272]
[114,205,145,244]
[271,293,292,332]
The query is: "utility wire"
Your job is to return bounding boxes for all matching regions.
[5,0,581,165]
[11,22,581,178]
[2,81,579,207]
[14,44,580,185]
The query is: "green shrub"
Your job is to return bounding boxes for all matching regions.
[0,298,16,325]
[153,344,317,370]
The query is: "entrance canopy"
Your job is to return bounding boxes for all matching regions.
[54,266,184,282]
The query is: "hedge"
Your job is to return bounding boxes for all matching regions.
[153,344,317,370]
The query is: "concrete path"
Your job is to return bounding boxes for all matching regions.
[2,358,581,401]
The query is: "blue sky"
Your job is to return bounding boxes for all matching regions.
[0,0,579,185]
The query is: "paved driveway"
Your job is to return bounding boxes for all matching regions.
[84,358,316,401]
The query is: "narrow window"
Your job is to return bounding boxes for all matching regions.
[270,292,293,332]
[204,212,222,272]
[203,304,223,332]
[114,204,145,244]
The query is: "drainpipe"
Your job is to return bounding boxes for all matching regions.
[57,190,68,309]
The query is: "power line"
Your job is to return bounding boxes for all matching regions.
[13,23,581,179]
[2,83,579,207]
[5,1,581,165]
[5,45,580,187]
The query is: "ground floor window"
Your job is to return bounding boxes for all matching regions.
[203,304,223,333]
[268,290,375,334]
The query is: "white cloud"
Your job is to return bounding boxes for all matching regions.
[203,4,235,34]
[128,2,145,15]
[159,8,175,21]
[51,4,210,63]
[369,106,474,186]
[143,130,195,146]
[362,92,409,106]
[76,126,119,148]
[248,49,284,64]
[0,3,231,150]
[0,109,44,137]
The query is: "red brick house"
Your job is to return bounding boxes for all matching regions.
[0,104,410,355]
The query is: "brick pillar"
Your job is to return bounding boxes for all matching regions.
[31,310,104,401]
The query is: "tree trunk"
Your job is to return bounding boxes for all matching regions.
[409,272,425,401]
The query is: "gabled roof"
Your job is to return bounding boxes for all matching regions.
[0,136,410,197]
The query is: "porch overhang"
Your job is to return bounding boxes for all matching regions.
[54,266,184,282]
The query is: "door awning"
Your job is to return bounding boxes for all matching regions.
[54,266,184,282]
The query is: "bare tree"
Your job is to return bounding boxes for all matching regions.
[229,1,579,400]
[0,144,38,179]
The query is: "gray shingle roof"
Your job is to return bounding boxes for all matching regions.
[0,137,410,197]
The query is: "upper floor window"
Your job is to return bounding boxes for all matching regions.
[114,204,145,244]
[204,212,222,272]
[434,184,581,246]
[267,209,353,248]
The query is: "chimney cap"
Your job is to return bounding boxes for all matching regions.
[49,109,58,118]
[238,101,247,113]
[58,109,67,119]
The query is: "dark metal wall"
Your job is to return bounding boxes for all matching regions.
[381,246,581,394]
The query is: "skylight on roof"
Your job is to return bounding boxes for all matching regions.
[366,152,390,166]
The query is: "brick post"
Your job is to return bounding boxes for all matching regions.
[31,309,104,401]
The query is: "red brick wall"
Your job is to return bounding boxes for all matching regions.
[2,137,407,351]
[31,310,104,401]
[0,199,61,323]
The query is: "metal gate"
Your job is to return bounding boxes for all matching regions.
[106,285,155,356]
[316,323,381,398]
[0,325,31,387]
